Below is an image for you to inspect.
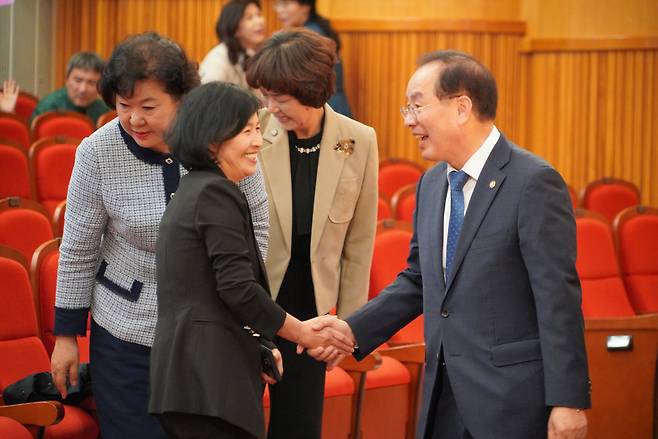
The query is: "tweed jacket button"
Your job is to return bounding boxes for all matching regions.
[440,309,449,318]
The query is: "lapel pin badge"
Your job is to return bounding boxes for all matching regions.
[270,128,278,136]
[334,138,355,156]
[489,180,496,189]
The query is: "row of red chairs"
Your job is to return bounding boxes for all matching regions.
[3,204,655,437]
[378,157,642,228]
[0,110,116,151]
[372,205,658,320]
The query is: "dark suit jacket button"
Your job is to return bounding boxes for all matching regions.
[441,309,449,318]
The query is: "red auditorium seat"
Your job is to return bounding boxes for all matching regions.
[377,196,392,221]
[378,158,424,201]
[0,246,99,439]
[0,140,33,200]
[31,111,93,141]
[96,110,117,129]
[0,197,54,262]
[0,401,64,438]
[370,220,413,300]
[390,183,416,223]
[28,136,79,218]
[14,90,39,123]
[580,177,640,222]
[614,205,658,314]
[370,220,423,344]
[0,112,31,150]
[575,209,635,317]
[31,239,90,363]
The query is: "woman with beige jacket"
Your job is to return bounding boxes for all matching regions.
[246,29,378,439]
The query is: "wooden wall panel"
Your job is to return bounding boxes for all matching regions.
[53,0,97,85]
[336,20,524,164]
[522,0,658,39]
[523,44,658,206]
[321,0,520,21]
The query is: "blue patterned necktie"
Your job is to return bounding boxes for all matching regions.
[445,170,469,278]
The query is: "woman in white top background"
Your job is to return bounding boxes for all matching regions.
[199,0,266,89]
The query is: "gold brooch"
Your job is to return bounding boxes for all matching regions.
[334,138,355,156]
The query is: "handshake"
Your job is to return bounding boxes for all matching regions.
[296,315,356,369]
[264,314,356,384]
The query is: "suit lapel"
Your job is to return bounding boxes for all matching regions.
[311,105,348,256]
[425,164,448,291]
[260,115,293,252]
[444,136,511,294]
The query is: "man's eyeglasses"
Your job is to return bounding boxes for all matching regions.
[399,95,462,121]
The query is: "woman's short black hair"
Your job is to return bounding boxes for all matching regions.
[167,82,260,171]
[216,0,261,66]
[100,32,200,107]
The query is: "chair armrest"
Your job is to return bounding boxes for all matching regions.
[0,401,64,427]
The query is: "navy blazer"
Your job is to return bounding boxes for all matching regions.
[347,135,590,439]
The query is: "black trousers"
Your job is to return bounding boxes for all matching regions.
[89,319,167,439]
[267,337,326,439]
[426,362,474,439]
[156,412,256,439]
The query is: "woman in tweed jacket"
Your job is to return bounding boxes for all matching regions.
[49,32,269,439]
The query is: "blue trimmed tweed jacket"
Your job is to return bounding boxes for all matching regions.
[54,119,269,347]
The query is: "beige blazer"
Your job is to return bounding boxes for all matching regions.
[258,105,378,318]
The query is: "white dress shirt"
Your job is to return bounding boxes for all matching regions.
[442,126,500,271]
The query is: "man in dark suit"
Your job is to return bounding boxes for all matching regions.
[312,50,590,438]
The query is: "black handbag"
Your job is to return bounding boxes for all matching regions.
[2,363,92,405]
